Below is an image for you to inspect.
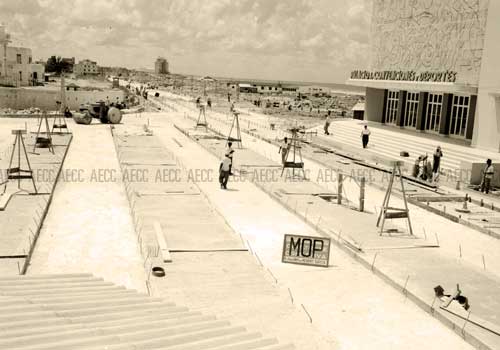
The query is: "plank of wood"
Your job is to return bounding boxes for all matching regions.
[153,221,172,263]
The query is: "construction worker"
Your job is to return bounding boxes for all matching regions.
[324,116,331,135]
[225,141,235,175]
[432,146,443,182]
[481,159,495,194]
[219,154,231,189]
[279,137,289,164]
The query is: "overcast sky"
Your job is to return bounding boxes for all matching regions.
[0,0,372,83]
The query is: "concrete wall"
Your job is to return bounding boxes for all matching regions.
[473,0,500,152]
[364,87,385,122]
[371,0,489,85]
[0,87,125,110]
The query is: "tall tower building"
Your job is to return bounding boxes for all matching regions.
[155,57,169,74]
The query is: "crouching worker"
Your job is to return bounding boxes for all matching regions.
[219,154,231,189]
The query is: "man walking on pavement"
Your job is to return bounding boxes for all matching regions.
[225,141,235,175]
[279,137,289,165]
[361,125,371,148]
[219,154,231,189]
[481,159,495,194]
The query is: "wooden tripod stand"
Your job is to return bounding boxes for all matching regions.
[2,130,37,195]
[281,128,305,178]
[33,111,54,154]
[51,112,69,134]
[195,105,207,130]
[226,111,242,148]
[376,161,413,236]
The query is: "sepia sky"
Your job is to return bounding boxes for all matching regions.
[0,0,372,83]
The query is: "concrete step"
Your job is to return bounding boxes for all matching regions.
[0,281,116,292]
[0,271,294,349]
[0,273,94,281]
[69,305,192,324]
[0,317,69,332]
[13,325,247,350]
[0,285,128,296]
[54,301,180,317]
[0,319,230,348]
[0,322,86,339]
[26,290,145,304]
[330,124,479,163]
[125,326,249,350]
[80,311,209,328]
[151,332,266,350]
[0,276,103,286]
[249,344,295,350]
[0,309,57,323]
[37,296,165,311]
[208,337,279,350]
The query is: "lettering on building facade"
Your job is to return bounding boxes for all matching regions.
[350,70,457,83]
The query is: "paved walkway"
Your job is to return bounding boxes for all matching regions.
[28,119,146,292]
[124,112,476,350]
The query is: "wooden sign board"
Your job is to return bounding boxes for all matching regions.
[282,234,331,267]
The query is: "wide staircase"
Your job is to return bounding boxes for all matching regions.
[0,274,294,350]
[321,120,500,172]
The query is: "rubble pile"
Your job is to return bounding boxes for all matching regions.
[0,107,43,115]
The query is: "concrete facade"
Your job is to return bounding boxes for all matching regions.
[348,0,500,151]
[74,59,99,76]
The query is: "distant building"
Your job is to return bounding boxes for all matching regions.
[155,57,169,74]
[297,85,330,96]
[74,59,99,76]
[0,25,41,87]
[238,83,258,93]
[226,80,297,95]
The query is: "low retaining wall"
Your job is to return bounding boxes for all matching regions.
[0,87,125,110]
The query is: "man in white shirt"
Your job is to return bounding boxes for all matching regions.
[361,125,371,148]
[219,155,231,189]
[481,159,495,194]
[225,141,235,175]
[279,137,289,164]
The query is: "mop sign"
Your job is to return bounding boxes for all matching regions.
[282,234,331,267]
